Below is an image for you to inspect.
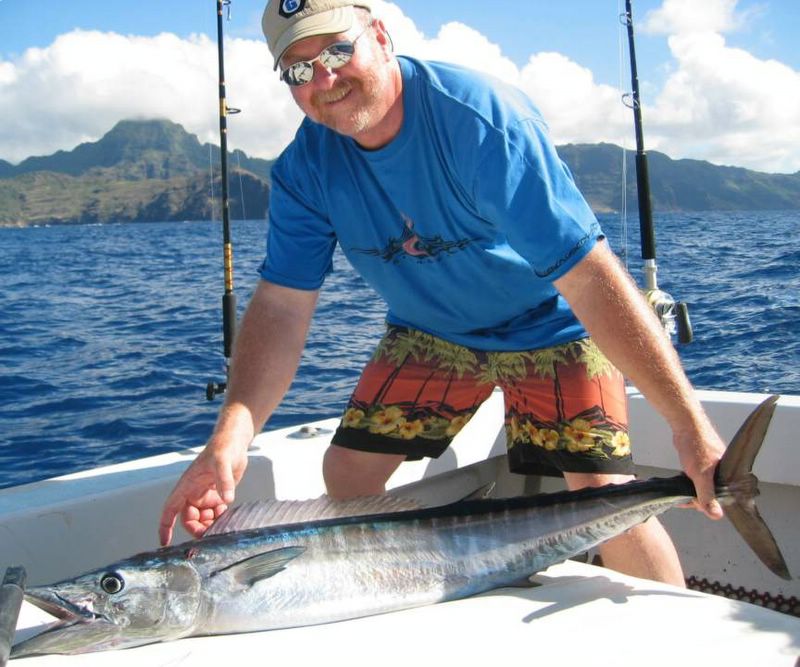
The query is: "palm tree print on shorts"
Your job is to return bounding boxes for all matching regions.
[342,328,630,463]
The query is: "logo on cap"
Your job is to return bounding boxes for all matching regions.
[279,0,306,18]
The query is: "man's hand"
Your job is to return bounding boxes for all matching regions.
[555,241,729,521]
[157,282,319,546]
[158,443,248,546]
[673,422,727,520]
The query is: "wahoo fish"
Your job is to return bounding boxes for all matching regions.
[12,396,790,657]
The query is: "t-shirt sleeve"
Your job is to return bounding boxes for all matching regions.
[259,155,337,291]
[472,118,602,280]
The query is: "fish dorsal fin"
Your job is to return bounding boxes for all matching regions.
[212,546,306,586]
[204,495,424,536]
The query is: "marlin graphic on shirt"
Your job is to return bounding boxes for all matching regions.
[351,213,476,264]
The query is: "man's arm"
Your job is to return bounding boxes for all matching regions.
[158,280,319,545]
[554,240,726,519]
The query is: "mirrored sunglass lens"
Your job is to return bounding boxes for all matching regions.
[283,61,313,86]
[319,43,355,69]
[281,41,356,86]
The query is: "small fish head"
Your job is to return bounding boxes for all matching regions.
[14,558,203,656]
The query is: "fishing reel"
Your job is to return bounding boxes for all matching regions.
[206,381,227,401]
[644,288,693,345]
[206,355,232,401]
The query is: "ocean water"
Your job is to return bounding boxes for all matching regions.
[0,211,798,489]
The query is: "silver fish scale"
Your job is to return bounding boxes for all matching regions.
[191,492,685,635]
[13,484,700,660]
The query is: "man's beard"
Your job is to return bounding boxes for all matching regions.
[309,67,386,137]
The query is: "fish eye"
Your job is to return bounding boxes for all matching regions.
[100,572,125,595]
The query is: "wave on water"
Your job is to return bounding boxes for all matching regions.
[0,211,798,488]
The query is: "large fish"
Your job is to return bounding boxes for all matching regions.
[12,396,790,657]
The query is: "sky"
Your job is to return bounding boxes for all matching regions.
[1,0,799,173]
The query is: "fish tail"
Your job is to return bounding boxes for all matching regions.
[715,394,791,580]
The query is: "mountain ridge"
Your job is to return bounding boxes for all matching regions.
[0,120,272,226]
[559,142,800,213]
[1,119,798,227]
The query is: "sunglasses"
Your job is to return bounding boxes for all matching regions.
[280,24,372,87]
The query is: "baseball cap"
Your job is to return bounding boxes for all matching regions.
[262,0,373,69]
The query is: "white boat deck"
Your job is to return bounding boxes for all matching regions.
[3,388,800,664]
[12,560,800,666]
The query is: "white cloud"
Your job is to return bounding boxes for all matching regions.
[395,20,519,84]
[384,3,625,148]
[517,53,626,147]
[0,61,16,86]
[639,1,800,173]
[0,0,798,174]
[383,0,800,173]
[0,29,301,164]
[642,0,747,34]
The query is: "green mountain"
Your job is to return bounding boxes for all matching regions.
[559,143,800,213]
[10,119,274,180]
[1,120,799,227]
[0,119,273,226]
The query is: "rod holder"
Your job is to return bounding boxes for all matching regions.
[0,566,26,667]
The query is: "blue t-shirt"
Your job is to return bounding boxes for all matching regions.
[261,56,602,351]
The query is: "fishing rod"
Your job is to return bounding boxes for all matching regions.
[207,0,241,401]
[621,0,693,344]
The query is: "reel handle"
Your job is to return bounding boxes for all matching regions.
[675,302,693,345]
[645,289,692,345]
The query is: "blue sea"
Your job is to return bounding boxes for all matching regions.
[1,211,798,489]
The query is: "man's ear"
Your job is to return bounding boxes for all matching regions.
[373,19,394,58]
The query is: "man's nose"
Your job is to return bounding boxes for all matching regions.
[311,60,338,85]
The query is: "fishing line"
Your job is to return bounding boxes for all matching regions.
[235,150,247,221]
[208,144,216,221]
[617,0,629,271]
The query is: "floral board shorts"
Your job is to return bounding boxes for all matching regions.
[331,325,634,477]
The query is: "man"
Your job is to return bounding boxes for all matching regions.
[159,0,726,586]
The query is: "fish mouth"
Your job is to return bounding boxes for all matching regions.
[24,588,104,623]
[13,590,116,658]
[11,613,119,658]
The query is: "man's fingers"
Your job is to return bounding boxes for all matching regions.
[184,519,212,539]
[699,497,724,520]
[182,505,201,522]
[197,507,219,525]
[694,473,724,520]
[159,508,178,547]
[159,481,194,546]
[158,451,240,546]
[215,460,237,505]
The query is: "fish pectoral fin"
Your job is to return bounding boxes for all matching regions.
[212,546,306,587]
